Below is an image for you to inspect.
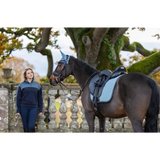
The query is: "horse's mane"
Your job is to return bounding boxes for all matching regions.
[70,56,97,72]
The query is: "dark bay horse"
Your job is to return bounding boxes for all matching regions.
[50,52,159,132]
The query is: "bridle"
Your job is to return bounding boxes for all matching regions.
[52,58,99,101]
[53,62,67,83]
[52,55,70,84]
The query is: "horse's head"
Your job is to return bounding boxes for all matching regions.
[50,50,72,86]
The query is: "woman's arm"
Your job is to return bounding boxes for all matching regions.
[38,85,43,114]
[15,85,22,114]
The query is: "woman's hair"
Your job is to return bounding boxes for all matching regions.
[23,68,34,81]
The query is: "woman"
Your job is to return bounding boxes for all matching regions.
[15,68,43,132]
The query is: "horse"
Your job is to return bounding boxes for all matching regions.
[49,51,160,132]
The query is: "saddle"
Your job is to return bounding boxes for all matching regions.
[89,66,127,117]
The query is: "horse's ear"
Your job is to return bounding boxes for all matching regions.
[59,50,70,64]
[60,50,67,60]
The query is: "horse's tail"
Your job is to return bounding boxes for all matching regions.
[144,78,159,132]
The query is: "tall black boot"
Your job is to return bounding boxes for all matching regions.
[29,129,35,136]
[24,128,29,136]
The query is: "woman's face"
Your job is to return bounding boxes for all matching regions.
[26,69,34,79]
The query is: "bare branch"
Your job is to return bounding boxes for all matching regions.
[148,67,160,77]
[35,28,52,52]
[121,36,155,56]
[108,28,128,44]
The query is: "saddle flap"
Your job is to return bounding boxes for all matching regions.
[89,66,127,103]
[89,70,112,98]
[89,74,101,95]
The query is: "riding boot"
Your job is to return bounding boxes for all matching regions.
[24,128,29,136]
[29,129,35,136]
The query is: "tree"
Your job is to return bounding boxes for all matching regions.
[0,28,60,78]
[0,25,160,77]
[0,57,41,83]
[65,28,159,75]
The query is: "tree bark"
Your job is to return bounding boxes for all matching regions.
[35,28,52,52]
[34,49,53,78]
[108,28,128,44]
[35,28,53,78]
[119,35,160,74]
[65,25,160,75]
[83,28,110,67]
[122,39,155,56]
[66,28,128,71]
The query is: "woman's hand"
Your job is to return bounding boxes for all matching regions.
[38,112,43,115]
[16,113,20,116]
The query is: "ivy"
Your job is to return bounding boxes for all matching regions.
[103,35,116,65]
[114,35,124,54]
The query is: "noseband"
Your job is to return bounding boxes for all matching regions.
[53,63,66,83]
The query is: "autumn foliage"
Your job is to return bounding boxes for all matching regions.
[0,27,60,78]
[0,57,41,83]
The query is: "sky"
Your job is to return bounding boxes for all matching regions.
[11,27,160,77]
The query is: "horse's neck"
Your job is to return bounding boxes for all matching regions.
[71,59,97,88]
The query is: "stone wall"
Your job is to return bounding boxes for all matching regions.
[0,83,159,132]
[0,88,9,132]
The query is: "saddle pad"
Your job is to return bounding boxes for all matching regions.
[90,75,123,103]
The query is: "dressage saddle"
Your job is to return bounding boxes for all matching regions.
[89,66,127,117]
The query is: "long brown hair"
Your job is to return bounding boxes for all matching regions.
[23,68,34,81]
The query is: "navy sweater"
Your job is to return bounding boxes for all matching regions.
[15,79,43,113]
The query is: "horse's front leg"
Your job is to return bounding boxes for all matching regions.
[99,117,105,132]
[85,111,95,132]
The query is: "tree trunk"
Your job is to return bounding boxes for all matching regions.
[35,28,53,78]
[36,49,53,78]
[65,28,128,71]
[65,28,160,75]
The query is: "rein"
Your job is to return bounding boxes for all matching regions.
[57,71,99,101]
[53,56,99,101]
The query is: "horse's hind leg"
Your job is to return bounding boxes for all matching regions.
[130,119,144,132]
[85,112,95,132]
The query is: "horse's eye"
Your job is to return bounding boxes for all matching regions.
[58,64,62,67]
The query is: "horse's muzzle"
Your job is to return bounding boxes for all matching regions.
[49,75,58,86]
